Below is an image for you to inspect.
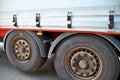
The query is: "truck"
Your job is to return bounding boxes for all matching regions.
[0,0,120,80]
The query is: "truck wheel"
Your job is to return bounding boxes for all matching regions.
[5,31,46,72]
[54,35,120,80]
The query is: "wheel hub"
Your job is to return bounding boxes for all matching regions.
[70,48,100,78]
[79,60,88,69]
[19,46,26,53]
[14,38,31,61]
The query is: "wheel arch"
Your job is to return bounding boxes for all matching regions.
[3,30,13,51]
[48,33,120,58]
[3,30,47,57]
[98,35,120,51]
[48,33,76,58]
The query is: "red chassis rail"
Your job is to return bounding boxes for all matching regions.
[0,27,120,37]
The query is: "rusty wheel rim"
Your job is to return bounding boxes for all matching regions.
[13,37,31,61]
[66,47,102,79]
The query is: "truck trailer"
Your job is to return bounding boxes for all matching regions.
[0,0,120,80]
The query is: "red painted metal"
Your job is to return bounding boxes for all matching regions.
[0,27,120,37]
[0,28,8,37]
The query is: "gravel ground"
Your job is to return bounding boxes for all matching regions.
[0,42,61,80]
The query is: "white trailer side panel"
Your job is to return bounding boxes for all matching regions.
[0,0,120,33]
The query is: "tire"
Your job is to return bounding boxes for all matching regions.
[54,35,120,80]
[5,30,46,72]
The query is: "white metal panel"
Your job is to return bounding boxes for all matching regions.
[0,0,120,33]
[0,0,120,12]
